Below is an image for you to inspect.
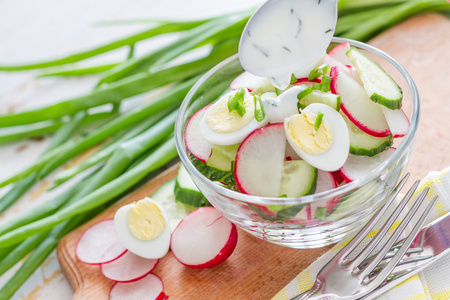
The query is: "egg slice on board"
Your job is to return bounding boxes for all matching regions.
[200,88,269,145]
[114,197,171,259]
[284,103,349,171]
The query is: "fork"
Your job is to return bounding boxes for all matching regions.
[289,173,439,300]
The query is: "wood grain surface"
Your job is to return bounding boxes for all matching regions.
[57,13,450,300]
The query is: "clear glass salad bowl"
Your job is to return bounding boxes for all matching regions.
[175,37,420,249]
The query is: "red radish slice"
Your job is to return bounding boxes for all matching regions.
[380,106,410,138]
[76,219,126,265]
[155,292,169,300]
[171,207,238,269]
[184,104,213,162]
[230,71,271,92]
[313,170,339,214]
[328,42,352,66]
[325,55,362,85]
[109,273,164,300]
[235,123,286,197]
[331,170,346,186]
[340,147,395,182]
[292,77,321,87]
[101,251,159,283]
[333,66,391,137]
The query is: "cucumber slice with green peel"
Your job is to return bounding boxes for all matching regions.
[151,177,194,232]
[279,160,317,197]
[342,112,393,156]
[346,47,403,110]
[206,144,239,171]
[190,153,236,187]
[298,89,341,111]
[174,164,211,207]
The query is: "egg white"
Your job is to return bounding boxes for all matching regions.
[114,198,171,259]
[284,103,349,171]
[200,90,269,145]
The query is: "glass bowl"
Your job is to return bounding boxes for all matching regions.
[175,37,420,249]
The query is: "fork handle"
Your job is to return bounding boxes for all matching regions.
[289,280,334,300]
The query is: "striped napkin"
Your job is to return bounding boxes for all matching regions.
[273,166,450,300]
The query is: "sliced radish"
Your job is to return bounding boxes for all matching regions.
[380,106,410,138]
[313,170,339,214]
[76,219,127,265]
[101,251,159,283]
[331,170,346,186]
[325,55,362,85]
[333,66,391,137]
[292,77,321,87]
[184,104,213,162]
[235,123,286,197]
[328,42,352,66]
[171,207,238,269]
[109,273,164,300]
[230,71,273,94]
[340,147,395,182]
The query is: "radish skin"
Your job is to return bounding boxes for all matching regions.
[109,273,164,300]
[328,42,352,66]
[184,104,213,162]
[171,207,238,269]
[380,106,409,138]
[100,251,159,283]
[76,219,127,265]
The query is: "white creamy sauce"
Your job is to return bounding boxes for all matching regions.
[239,0,337,90]
[262,86,308,123]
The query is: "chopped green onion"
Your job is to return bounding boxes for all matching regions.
[296,85,313,112]
[314,112,324,131]
[308,64,331,81]
[312,75,332,92]
[228,88,246,117]
[253,94,265,122]
[290,74,297,84]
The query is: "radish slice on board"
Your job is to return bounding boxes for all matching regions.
[109,273,164,300]
[340,147,395,182]
[171,207,238,269]
[328,42,352,66]
[380,106,409,138]
[101,251,159,283]
[333,66,391,137]
[184,104,213,162]
[235,123,286,197]
[76,219,126,265]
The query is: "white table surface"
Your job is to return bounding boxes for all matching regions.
[0,0,263,298]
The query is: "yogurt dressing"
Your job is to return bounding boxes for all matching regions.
[239,0,337,90]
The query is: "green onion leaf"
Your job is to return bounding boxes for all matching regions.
[253,94,265,122]
[312,75,332,92]
[290,74,298,84]
[314,112,324,131]
[308,64,331,81]
[315,207,327,220]
[228,88,246,117]
[296,85,313,112]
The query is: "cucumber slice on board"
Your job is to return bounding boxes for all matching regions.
[342,112,393,157]
[174,164,211,207]
[298,89,341,111]
[346,47,403,110]
[151,177,194,232]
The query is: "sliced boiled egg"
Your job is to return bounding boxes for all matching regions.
[284,103,349,171]
[200,88,269,145]
[114,197,170,259]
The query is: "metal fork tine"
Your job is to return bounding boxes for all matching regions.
[368,195,440,285]
[347,178,419,269]
[358,187,430,279]
[339,174,410,263]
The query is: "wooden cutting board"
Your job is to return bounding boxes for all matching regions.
[57,13,450,300]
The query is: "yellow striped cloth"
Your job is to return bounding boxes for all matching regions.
[273,167,450,300]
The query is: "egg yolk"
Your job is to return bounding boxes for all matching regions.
[128,199,166,241]
[286,111,334,154]
[206,91,255,133]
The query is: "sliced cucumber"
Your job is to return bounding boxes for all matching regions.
[206,144,239,171]
[190,153,236,187]
[279,160,317,197]
[151,177,194,232]
[174,164,211,207]
[298,89,341,111]
[342,112,392,156]
[346,47,403,110]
